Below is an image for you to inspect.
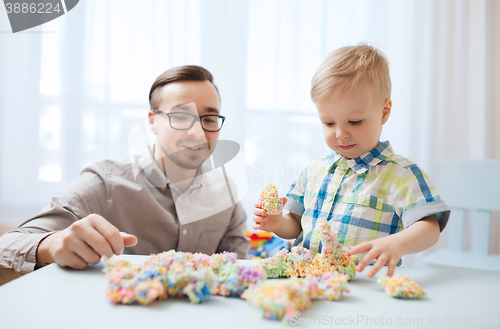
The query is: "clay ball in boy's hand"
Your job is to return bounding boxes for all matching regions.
[260,184,284,215]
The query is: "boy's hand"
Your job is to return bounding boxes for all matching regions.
[348,235,403,278]
[252,197,287,232]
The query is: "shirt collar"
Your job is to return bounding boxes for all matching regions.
[328,140,394,174]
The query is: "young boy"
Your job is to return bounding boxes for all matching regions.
[253,44,450,278]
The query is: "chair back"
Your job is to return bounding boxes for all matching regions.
[436,160,500,254]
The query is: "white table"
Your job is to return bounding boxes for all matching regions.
[1,255,499,329]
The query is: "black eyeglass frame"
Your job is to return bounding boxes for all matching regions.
[152,109,226,132]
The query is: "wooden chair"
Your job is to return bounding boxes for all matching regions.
[424,160,500,271]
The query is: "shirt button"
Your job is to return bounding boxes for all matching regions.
[178,197,182,203]
[160,187,165,191]
[327,195,333,202]
[182,229,188,235]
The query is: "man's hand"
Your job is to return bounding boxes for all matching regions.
[252,197,287,232]
[36,214,137,270]
[348,235,403,278]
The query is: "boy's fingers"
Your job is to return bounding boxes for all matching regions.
[386,259,397,277]
[252,224,262,230]
[356,249,377,272]
[357,259,370,272]
[281,197,288,207]
[368,256,388,278]
[253,208,267,216]
[254,201,263,208]
[253,216,267,223]
[349,242,371,255]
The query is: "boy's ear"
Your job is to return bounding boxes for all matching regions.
[381,99,392,124]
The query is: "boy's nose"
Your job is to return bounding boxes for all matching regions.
[336,128,350,139]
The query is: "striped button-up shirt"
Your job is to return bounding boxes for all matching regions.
[285,141,450,255]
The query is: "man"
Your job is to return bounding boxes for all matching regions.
[0,66,249,276]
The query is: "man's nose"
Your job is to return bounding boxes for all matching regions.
[187,119,205,138]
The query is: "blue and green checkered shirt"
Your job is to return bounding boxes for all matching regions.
[285,141,450,255]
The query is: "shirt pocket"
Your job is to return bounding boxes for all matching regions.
[340,193,385,211]
[195,224,227,255]
[336,193,390,241]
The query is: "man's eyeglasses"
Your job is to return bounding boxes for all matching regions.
[152,110,226,132]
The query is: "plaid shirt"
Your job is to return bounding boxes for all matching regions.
[285,141,450,255]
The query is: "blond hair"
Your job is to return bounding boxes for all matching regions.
[311,43,391,103]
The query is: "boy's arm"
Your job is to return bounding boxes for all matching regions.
[271,212,302,240]
[252,198,302,240]
[349,215,440,278]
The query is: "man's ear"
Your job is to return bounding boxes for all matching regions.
[148,111,157,134]
[381,99,392,124]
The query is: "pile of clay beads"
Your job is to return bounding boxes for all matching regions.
[242,272,349,323]
[260,184,284,215]
[260,218,359,280]
[377,275,427,299]
[103,250,266,305]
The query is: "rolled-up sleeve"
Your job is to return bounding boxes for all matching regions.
[393,164,450,231]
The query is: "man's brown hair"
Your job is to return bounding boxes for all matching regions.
[149,65,219,109]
